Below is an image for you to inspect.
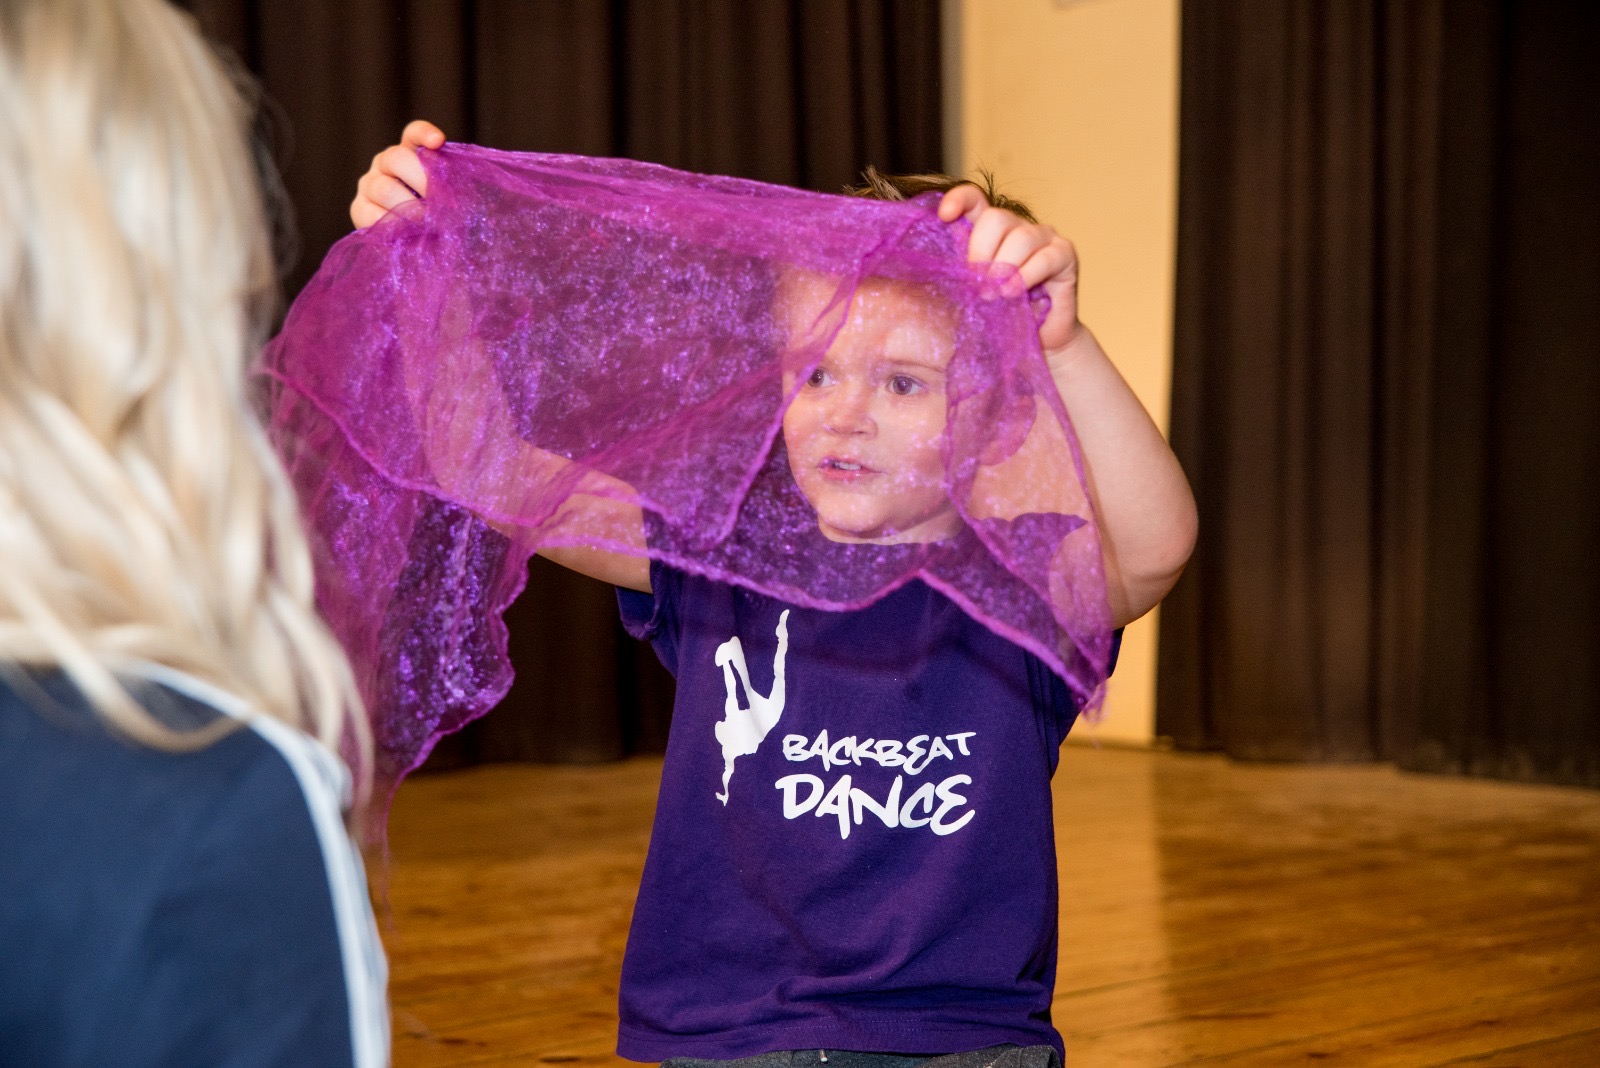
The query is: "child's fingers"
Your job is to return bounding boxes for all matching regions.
[376,143,429,199]
[350,194,387,230]
[966,206,1025,264]
[938,183,989,222]
[349,122,444,230]
[933,183,1079,301]
[351,174,421,230]
[999,230,1076,290]
[1032,243,1077,293]
[400,119,447,150]
[369,173,422,212]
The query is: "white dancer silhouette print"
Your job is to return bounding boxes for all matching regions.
[712,610,790,804]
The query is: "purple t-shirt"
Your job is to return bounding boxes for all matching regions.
[616,552,1113,1061]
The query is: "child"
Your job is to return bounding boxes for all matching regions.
[352,123,1196,1064]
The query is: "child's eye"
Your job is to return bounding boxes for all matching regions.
[887,374,924,396]
[806,367,833,388]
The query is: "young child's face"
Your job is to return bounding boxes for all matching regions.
[780,278,962,544]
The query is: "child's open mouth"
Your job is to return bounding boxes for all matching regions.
[820,457,875,481]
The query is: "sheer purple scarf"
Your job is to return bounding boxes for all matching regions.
[262,145,1112,831]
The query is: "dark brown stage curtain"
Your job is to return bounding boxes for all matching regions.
[179,0,944,765]
[1157,1,1600,787]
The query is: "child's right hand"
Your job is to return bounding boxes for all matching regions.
[349,120,447,229]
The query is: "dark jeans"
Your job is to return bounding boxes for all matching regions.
[664,1045,1061,1068]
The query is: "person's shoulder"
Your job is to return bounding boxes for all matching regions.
[0,662,342,898]
[129,666,389,1068]
[0,664,387,1068]
[117,664,361,895]
[0,665,247,803]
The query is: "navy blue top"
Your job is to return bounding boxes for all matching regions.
[0,666,387,1068]
[615,562,1117,1061]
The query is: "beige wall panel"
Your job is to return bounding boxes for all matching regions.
[957,0,1181,746]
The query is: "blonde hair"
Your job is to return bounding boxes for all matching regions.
[0,0,368,792]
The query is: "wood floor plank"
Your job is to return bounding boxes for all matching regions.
[1191,976,1600,1066]
[1426,1026,1600,1067]
[1068,974,1600,1066]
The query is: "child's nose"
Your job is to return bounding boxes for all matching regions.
[823,382,876,436]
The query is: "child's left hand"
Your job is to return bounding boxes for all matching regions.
[938,186,1082,363]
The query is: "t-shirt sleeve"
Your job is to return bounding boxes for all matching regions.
[1035,627,1124,750]
[617,558,682,676]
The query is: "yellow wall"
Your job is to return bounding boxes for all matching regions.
[954,0,1181,746]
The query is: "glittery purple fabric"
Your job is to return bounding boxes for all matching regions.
[263,145,1111,828]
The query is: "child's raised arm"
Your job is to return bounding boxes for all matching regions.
[351,123,651,594]
[939,187,1197,628]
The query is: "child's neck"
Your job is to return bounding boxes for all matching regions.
[815,513,965,545]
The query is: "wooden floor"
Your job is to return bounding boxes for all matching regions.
[380,748,1600,1067]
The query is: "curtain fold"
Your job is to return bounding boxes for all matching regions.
[1159,0,1600,787]
[181,0,944,765]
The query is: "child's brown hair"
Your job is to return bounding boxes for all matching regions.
[845,164,1038,223]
